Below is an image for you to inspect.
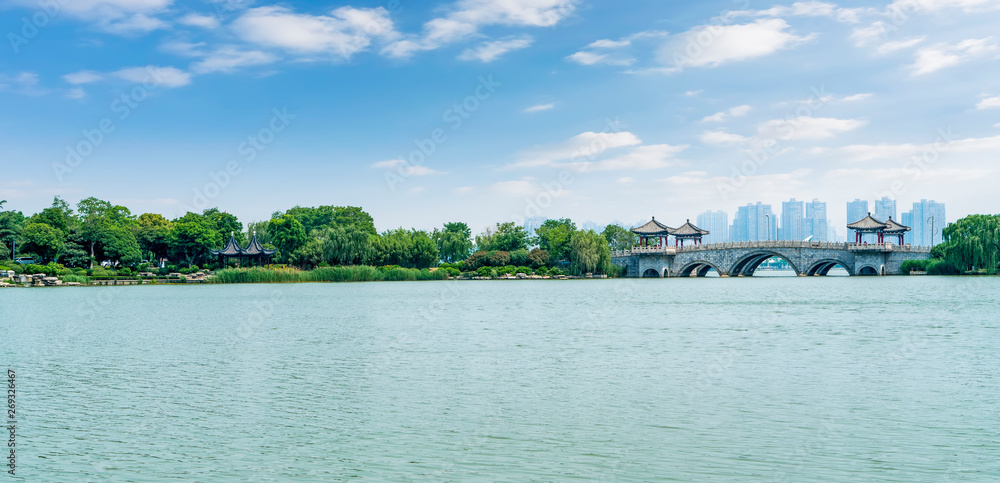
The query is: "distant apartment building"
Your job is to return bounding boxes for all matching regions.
[901,200,946,246]
[873,196,897,223]
[697,210,730,244]
[731,202,777,242]
[805,198,828,242]
[847,199,870,242]
[779,199,805,241]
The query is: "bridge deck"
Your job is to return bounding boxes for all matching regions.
[612,241,931,257]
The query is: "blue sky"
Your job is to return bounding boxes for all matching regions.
[1,0,999,235]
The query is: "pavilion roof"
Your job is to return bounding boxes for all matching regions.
[211,234,243,256]
[883,217,911,234]
[673,219,710,237]
[631,217,674,235]
[847,213,887,231]
[242,234,276,256]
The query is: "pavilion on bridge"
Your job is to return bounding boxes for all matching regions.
[211,232,276,266]
[631,217,709,248]
[847,213,911,244]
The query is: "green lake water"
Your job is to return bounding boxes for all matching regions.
[2,277,999,481]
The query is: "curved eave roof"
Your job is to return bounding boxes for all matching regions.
[242,235,277,256]
[847,214,887,231]
[673,219,710,237]
[211,235,243,256]
[883,217,911,233]
[631,218,674,235]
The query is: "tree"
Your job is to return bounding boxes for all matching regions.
[528,248,550,268]
[169,214,221,267]
[568,229,612,275]
[101,227,142,266]
[433,222,473,263]
[136,213,174,261]
[938,214,1000,272]
[268,215,307,262]
[321,225,374,266]
[290,238,324,268]
[409,230,439,268]
[602,224,639,252]
[77,197,113,267]
[30,197,75,233]
[203,208,244,245]
[21,223,65,262]
[477,222,529,252]
[0,209,25,260]
[535,218,576,261]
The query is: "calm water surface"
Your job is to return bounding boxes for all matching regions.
[2,277,999,481]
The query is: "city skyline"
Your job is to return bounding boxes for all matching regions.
[0,1,997,234]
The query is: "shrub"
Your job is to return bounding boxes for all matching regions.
[452,261,465,271]
[496,265,516,276]
[118,268,133,276]
[534,266,548,276]
[61,274,91,284]
[927,260,961,275]
[476,266,493,277]
[510,249,530,266]
[489,251,511,267]
[464,251,489,270]
[528,248,550,268]
[515,266,533,275]
[900,259,933,273]
[158,267,170,276]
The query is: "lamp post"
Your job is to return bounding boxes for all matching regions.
[927,216,937,246]
[765,214,771,242]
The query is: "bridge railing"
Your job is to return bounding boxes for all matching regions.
[612,241,932,257]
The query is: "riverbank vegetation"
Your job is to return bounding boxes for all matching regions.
[902,214,999,275]
[1,198,632,280]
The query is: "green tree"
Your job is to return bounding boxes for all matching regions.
[528,248,550,268]
[169,214,222,267]
[535,218,576,261]
[321,225,374,266]
[409,230,439,268]
[77,197,114,267]
[0,209,25,260]
[477,222,529,252]
[601,224,639,252]
[433,222,473,263]
[31,197,76,233]
[290,238,324,268]
[568,229,612,275]
[269,215,308,262]
[101,226,142,266]
[938,214,1000,272]
[136,213,174,261]
[21,223,65,262]
[203,208,244,245]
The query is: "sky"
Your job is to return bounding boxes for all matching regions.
[1,0,999,235]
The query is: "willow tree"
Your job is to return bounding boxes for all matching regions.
[568,229,612,275]
[940,214,1000,273]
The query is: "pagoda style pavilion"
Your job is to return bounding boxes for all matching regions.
[847,213,911,244]
[630,217,710,248]
[672,219,710,247]
[211,233,276,266]
[631,217,673,248]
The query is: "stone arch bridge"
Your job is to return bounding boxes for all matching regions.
[611,241,932,278]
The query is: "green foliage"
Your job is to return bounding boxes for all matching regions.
[510,249,529,266]
[170,214,222,267]
[21,223,65,262]
[476,222,529,252]
[568,229,612,275]
[515,266,533,275]
[211,265,448,284]
[320,225,373,266]
[489,251,511,267]
[268,215,308,262]
[602,224,639,251]
[433,222,474,263]
[464,251,489,270]
[528,248,549,268]
[100,226,142,266]
[936,214,1000,273]
[534,218,576,261]
[927,259,962,275]
[61,274,91,284]
[900,259,933,273]
[291,238,325,269]
[476,266,494,277]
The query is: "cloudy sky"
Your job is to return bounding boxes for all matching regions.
[1,0,998,234]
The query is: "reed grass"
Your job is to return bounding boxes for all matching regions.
[210,265,449,284]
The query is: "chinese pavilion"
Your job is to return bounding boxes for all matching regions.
[630,217,709,247]
[847,213,911,244]
[211,232,276,266]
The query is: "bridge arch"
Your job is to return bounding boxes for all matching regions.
[641,268,661,278]
[805,259,854,276]
[729,251,801,277]
[857,265,883,276]
[677,260,724,277]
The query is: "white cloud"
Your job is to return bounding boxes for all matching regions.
[384,0,577,58]
[178,13,220,29]
[458,35,533,62]
[842,93,874,102]
[491,179,540,197]
[161,41,208,57]
[454,186,475,194]
[978,95,1000,109]
[511,131,642,168]
[875,37,925,55]
[524,103,554,113]
[234,6,398,59]
[0,72,48,96]
[191,47,278,74]
[702,104,752,122]
[63,70,104,84]
[65,88,87,99]
[588,38,631,49]
[19,0,173,34]
[113,66,192,88]
[911,38,997,75]
[370,159,438,176]
[830,134,1000,162]
[684,90,702,97]
[660,19,813,72]
[617,177,634,184]
[757,116,868,140]
[566,51,634,66]
[562,144,687,172]
[726,2,872,23]
[888,0,1000,12]
[700,130,749,146]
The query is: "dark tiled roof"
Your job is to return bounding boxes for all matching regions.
[847,213,887,231]
[211,234,243,256]
[242,234,276,256]
[883,217,911,233]
[631,217,674,235]
[673,219,709,237]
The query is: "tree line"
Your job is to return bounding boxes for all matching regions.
[0,198,641,276]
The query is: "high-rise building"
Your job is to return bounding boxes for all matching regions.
[780,198,805,241]
[847,199,870,242]
[901,200,946,246]
[805,198,828,242]
[523,216,547,239]
[873,196,897,223]
[730,202,777,242]
[697,210,729,244]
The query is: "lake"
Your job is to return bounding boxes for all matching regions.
[3,277,999,481]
